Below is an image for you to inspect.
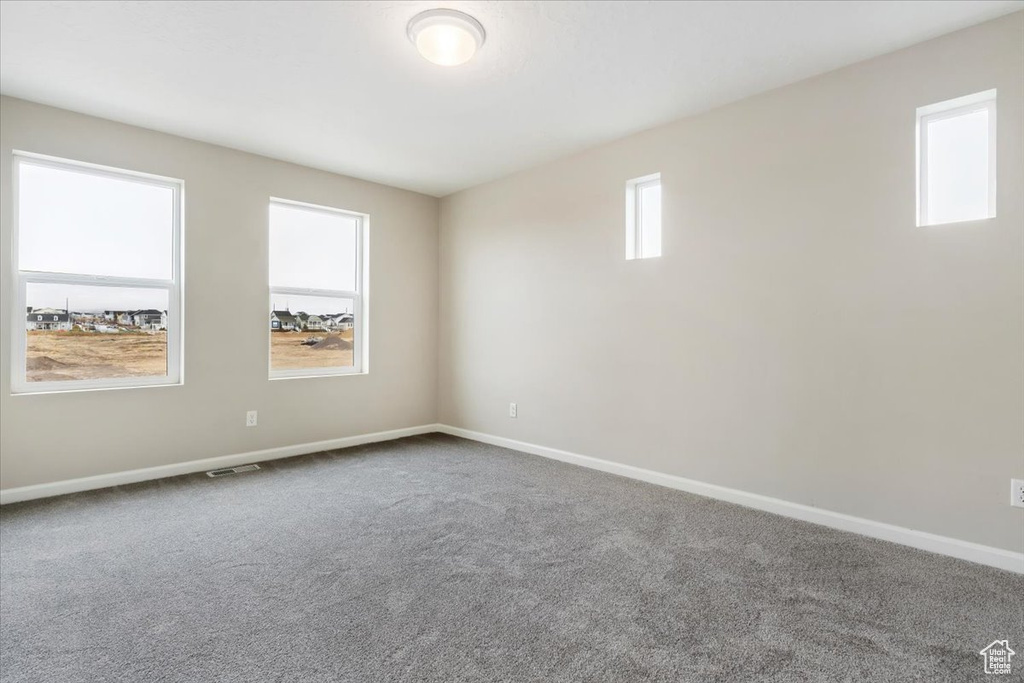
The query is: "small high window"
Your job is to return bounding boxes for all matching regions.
[626,173,661,259]
[917,90,996,226]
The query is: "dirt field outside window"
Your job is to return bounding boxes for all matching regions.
[24,328,355,382]
[270,330,354,371]
[26,330,167,382]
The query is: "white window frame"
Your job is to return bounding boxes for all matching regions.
[268,197,368,380]
[626,172,661,260]
[916,89,997,227]
[11,152,183,395]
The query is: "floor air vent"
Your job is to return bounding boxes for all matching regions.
[206,464,261,477]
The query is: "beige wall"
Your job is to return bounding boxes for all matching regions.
[0,96,439,489]
[439,14,1024,552]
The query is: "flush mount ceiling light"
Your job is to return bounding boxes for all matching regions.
[407,8,485,67]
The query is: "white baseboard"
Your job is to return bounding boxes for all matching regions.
[437,425,1024,575]
[0,424,442,505]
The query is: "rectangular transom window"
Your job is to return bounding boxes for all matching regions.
[917,89,996,227]
[626,173,662,259]
[269,198,367,378]
[13,153,182,393]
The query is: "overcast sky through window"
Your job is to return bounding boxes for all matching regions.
[19,162,174,281]
[18,161,175,311]
[27,282,168,313]
[270,202,357,291]
[926,108,990,224]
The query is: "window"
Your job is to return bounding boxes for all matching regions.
[13,154,182,393]
[917,89,996,226]
[626,173,662,259]
[268,198,366,378]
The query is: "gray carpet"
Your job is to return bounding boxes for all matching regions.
[1,433,1021,682]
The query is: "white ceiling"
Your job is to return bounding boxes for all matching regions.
[1,1,1020,197]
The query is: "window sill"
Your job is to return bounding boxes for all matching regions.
[269,370,367,382]
[11,379,183,397]
[918,215,996,228]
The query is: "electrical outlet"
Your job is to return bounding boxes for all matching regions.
[1011,479,1024,509]
[509,402,517,418]
[246,410,258,427]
